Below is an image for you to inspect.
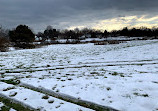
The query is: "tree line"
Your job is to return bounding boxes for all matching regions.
[37,26,158,40]
[0,24,158,51]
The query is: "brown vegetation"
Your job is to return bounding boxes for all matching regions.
[0,37,9,52]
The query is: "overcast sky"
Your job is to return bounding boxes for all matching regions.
[0,0,158,32]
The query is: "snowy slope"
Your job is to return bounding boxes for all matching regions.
[0,40,158,111]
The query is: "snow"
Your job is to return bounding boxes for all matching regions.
[80,36,144,42]
[9,108,16,111]
[0,82,93,111]
[0,40,158,111]
[8,47,16,51]
[0,102,4,110]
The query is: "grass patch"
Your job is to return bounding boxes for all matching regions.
[0,97,33,111]
[90,72,100,75]
[104,76,107,78]
[42,95,49,99]
[133,92,149,97]
[152,81,158,84]
[1,79,20,85]
[111,72,119,76]
[48,100,54,103]
[55,105,61,108]
[67,78,73,81]
[109,72,125,77]
[9,92,17,97]
[106,87,111,91]
[3,87,16,91]
[56,77,61,80]
[56,89,60,92]
[1,105,10,111]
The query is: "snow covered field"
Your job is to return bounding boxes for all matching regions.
[0,40,158,111]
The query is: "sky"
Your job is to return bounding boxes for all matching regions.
[0,0,158,33]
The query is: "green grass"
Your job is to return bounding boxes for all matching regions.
[133,92,149,97]
[111,72,118,76]
[48,100,54,103]
[42,95,49,99]
[0,97,34,111]
[1,79,20,85]
[1,105,10,111]
[106,87,111,91]
[3,87,16,91]
[9,92,17,97]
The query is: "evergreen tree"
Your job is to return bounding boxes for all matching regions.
[9,25,35,48]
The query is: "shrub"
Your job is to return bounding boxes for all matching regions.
[42,95,49,99]
[0,37,9,52]
[14,43,35,49]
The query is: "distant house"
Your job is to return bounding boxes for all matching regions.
[79,34,91,40]
[35,36,42,42]
[85,34,91,38]
[79,35,86,40]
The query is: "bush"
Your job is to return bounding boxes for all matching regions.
[0,37,9,52]
[14,43,35,49]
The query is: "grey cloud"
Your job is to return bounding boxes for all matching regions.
[0,0,158,32]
